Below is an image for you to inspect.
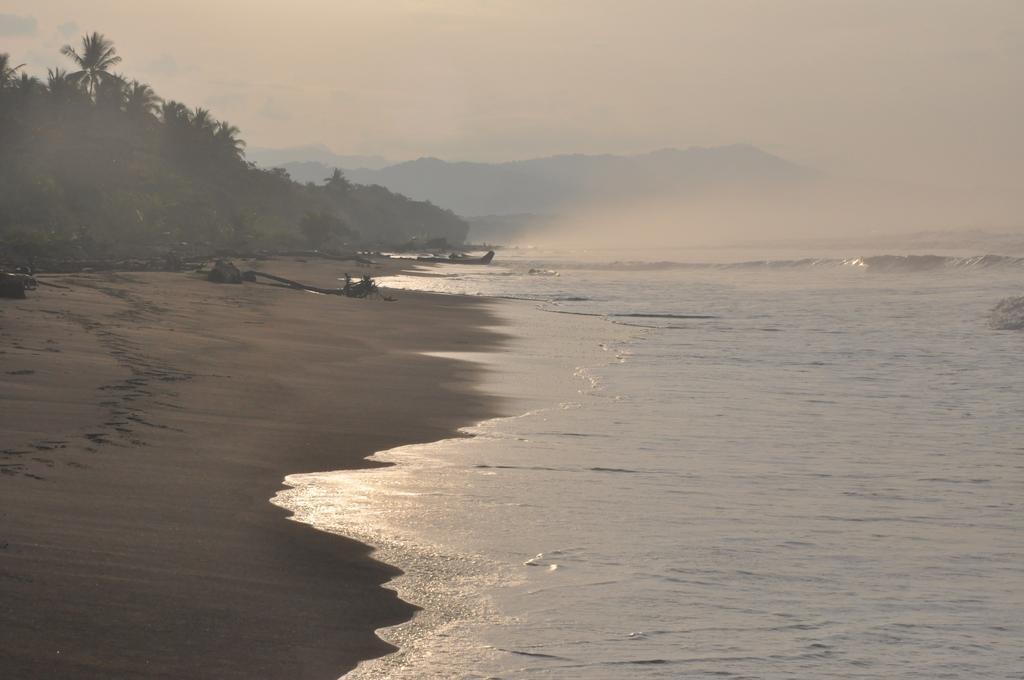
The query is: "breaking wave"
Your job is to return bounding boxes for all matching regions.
[844,254,1024,272]
[561,254,1024,273]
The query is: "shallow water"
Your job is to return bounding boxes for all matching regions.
[277,249,1024,679]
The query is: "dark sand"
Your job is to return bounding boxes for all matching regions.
[0,258,504,679]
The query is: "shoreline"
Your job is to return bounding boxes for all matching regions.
[277,290,631,678]
[0,257,507,679]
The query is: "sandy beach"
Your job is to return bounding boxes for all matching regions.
[0,258,504,679]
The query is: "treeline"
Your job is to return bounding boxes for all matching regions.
[0,34,468,261]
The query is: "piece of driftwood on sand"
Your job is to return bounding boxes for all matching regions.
[247,271,383,299]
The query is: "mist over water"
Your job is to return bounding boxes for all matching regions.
[492,178,1024,251]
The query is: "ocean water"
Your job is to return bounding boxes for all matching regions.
[275,249,1024,679]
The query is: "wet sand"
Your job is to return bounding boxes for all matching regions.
[0,258,504,679]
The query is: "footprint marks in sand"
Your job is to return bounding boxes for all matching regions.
[4,285,192,480]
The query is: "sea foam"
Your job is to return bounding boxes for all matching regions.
[989,296,1024,330]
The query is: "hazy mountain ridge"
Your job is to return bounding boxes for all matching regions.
[262,145,811,217]
[247,144,391,171]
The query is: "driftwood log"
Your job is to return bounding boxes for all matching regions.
[34,279,72,290]
[247,271,381,298]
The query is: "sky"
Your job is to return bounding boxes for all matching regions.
[2,1,1022,196]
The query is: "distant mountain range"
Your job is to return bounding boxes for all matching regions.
[246,144,391,171]
[253,145,812,218]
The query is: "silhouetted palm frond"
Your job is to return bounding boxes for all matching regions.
[60,32,122,97]
[215,120,246,158]
[160,99,191,126]
[95,74,128,109]
[0,53,26,86]
[125,80,162,118]
[191,107,214,132]
[45,67,87,105]
[13,72,42,95]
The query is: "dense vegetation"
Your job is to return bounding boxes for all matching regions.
[0,34,468,262]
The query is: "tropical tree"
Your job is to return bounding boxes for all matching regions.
[324,168,352,194]
[12,72,43,95]
[124,80,161,119]
[95,75,127,110]
[47,68,80,100]
[60,32,122,97]
[0,53,25,87]
[39,67,88,123]
[190,107,214,133]
[214,120,245,159]
[1,29,472,257]
[160,99,190,126]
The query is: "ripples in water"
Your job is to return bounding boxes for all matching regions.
[294,252,1024,678]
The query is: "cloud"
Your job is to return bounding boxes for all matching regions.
[259,97,291,121]
[57,21,78,39]
[0,13,37,36]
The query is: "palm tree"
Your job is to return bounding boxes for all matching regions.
[124,80,161,119]
[95,74,127,110]
[190,107,215,133]
[325,168,352,194]
[47,68,75,96]
[160,100,191,127]
[0,53,26,88]
[46,67,88,110]
[214,120,245,159]
[60,32,122,98]
[159,100,193,159]
[13,72,42,94]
